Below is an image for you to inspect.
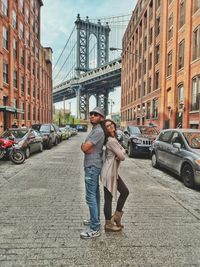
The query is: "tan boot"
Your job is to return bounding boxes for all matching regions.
[111,211,124,228]
[104,220,122,232]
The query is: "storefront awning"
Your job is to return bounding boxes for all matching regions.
[0,106,24,114]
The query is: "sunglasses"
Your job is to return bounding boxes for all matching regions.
[90,112,100,117]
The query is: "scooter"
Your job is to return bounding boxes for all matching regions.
[0,137,25,164]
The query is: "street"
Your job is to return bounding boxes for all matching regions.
[0,133,200,267]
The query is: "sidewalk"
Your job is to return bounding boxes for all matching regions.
[0,133,200,266]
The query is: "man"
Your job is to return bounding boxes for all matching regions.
[80,107,105,239]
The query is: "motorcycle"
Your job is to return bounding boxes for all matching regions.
[0,137,25,164]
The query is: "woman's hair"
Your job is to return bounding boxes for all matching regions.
[101,119,117,144]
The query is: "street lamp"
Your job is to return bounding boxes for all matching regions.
[108,99,115,117]
[110,47,144,125]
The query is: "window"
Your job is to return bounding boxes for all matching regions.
[155,71,159,89]
[143,81,146,96]
[20,47,24,65]
[158,130,173,142]
[178,83,184,105]
[143,59,146,74]
[13,70,18,88]
[27,80,30,95]
[152,98,158,118]
[193,26,200,60]
[2,0,8,16]
[155,44,160,64]
[144,36,147,51]
[12,10,17,28]
[27,55,30,70]
[146,102,151,119]
[149,0,153,20]
[28,104,30,120]
[193,0,200,13]
[148,76,152,93]
[179,0,185,28]
[149,27,153,44]
[13,38,17,59]
[3,61,8,84]
[19,22,24,39]
[191,76,200,111]
[149,52,152,69]
[156,0,160,9]
[156,17,160,36]
[21,76,24,92]
[3,26,8,50]
[25,8,29,23]
[178,40,185,69]
[20,0,24,13]
[167,51,172,76]
[168,14,173,40]
[26,31,30,47]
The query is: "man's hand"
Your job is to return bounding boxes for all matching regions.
[81,141,94,154]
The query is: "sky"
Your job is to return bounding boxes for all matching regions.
[40,0,137,116]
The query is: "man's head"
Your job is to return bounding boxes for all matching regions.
[89,107,105,125]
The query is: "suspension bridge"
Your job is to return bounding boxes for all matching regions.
[53,13,130,119]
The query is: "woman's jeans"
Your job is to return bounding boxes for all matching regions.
[84,166,101,231]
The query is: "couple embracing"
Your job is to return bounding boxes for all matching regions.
[80,107,129,239]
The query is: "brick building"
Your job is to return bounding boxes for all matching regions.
[0,0,53,132]
[121,0,200,129]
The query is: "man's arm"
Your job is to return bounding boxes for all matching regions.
[81,141,94,154]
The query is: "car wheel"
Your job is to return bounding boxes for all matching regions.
[151,153,159,168]
[181,163,195,189]
[127,143,133,157]
[47,139,52,149]
[25,147,30,158]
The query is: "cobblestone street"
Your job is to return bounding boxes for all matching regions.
[1,133,200,266]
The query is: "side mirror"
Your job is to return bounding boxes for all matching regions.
[8,136,15,141]
[173,143,181,150]
[124,130,129,135]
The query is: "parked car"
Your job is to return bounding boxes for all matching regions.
[123,125,159,157]
[60,127,69,140]
[53,124,62,143]
[32,124,59,149]
[0,128,43,158]
[151,128,200,189]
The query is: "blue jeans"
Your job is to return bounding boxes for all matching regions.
[84,166,101,231]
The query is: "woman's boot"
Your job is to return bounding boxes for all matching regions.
[111,211,124,228]
[104,220,121,232]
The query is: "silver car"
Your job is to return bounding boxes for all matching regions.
[151,129,200,188]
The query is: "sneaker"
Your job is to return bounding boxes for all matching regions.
[83,219,90,226]
[80,228,101,239]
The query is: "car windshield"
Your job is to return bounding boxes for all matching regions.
[183,132,200,149]
[129,126,158,135]
[2,130,27,139]
[40,125,50,132]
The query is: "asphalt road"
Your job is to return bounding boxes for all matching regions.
[0,132,200,266]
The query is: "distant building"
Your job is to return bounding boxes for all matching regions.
[121,0,200,129]
[0,0,53,132]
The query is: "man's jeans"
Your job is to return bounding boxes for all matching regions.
[84,166,101,231]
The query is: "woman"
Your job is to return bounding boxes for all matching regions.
[101,119,129,232]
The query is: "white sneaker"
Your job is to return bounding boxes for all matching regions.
[80,228,101,239]
[83,219,90,226]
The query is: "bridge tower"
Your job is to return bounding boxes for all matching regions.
[75,14,110,119]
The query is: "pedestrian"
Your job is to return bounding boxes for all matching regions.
[80,107,105,239]
[101,119,129,232]
[11,122,18,128]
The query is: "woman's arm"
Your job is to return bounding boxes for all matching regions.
[107,138,125,161]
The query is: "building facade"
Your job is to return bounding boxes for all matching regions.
[121,0,200,129]
[0,0,53,132]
